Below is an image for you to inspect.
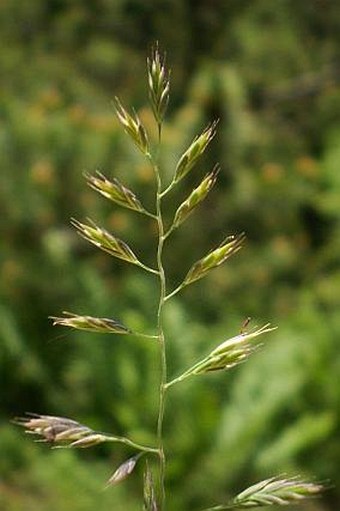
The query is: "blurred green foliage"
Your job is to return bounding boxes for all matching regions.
[1,1,339,510]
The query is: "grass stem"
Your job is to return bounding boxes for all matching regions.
[152,125,168,510]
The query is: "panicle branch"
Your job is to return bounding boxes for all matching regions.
[14,413,158,453]
[164,233,245,301]
[165,324,276,388]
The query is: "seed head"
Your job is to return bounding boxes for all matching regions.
[232,476,324,508]
[147,44,170,126]
[106,455,140,487]
[183,232,245,287]
[172,166,219,229]
[14,414,91,444]
[13,413,110,448]
[86,172,146,214]
[50,311,130,335]
[71,218,139,264]
[115,97,150,155]
[174,121,218,184]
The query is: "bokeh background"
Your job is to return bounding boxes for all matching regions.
[1,1,339,510]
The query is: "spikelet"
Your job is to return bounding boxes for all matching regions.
[147,44,170,127]
[50,311,130,335]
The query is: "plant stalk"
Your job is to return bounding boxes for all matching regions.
[153,130,167,510]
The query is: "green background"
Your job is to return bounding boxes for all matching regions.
[0,1,339,510]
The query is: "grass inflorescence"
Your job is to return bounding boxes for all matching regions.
[14,45,324,511]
